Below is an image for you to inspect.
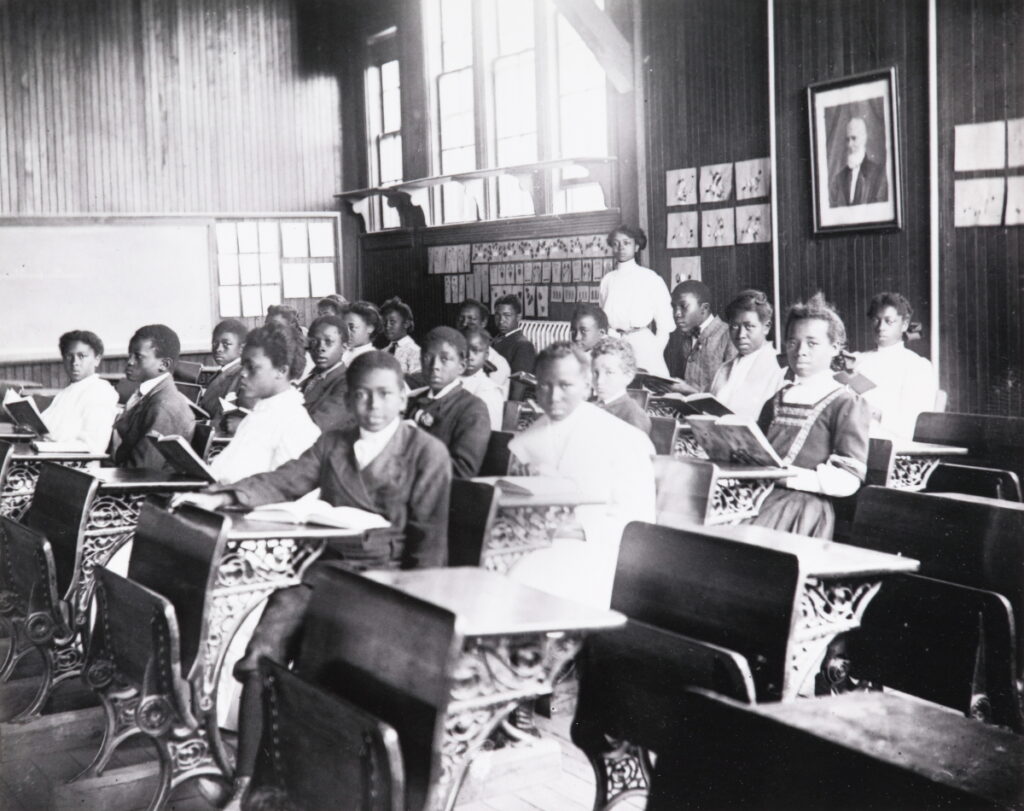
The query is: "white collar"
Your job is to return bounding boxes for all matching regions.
[252,386,304,412]
[138,372,170,397]
[310,360,345,379]
[697,314,715,334]
[428,379,462,401]
[875,341,905,355]
[358,417,401,444]
[600,391,628,405]
[354,418,403,469]
[791,368,839,389]
[65,373,100,389]
[219,357,241,371]
[499,327,522,338]
[344,343,374,363]
[615,258,640,271]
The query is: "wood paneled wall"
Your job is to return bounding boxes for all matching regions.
[642,0,773,315]
[937,0,1023,416]
[773,0,931,358]
[0,0,342,214]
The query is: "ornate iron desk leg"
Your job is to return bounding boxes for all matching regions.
[707,477,777,525]
[585,737,653,811]
[890,454,941,491]
[0,459,40,520]
[199,537,325,776]
[786,576,882,700]
[432,631,584,811]
[481,505,576,574]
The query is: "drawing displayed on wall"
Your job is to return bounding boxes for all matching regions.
[954,120,1006,171]
[1009,118,1024,168]
[701,208,736,247]
[670,256,702,286]
[954,178,1005,227]
[699,163,733,203]
[1006,177,1024,226]
[536,286,549,317]
[666,211,699,249]
[735,158,771,200]
[666,167,697,206]
[736,204,771,243]
[808,67,902,233]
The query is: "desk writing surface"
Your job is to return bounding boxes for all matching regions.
[894,440,969,456]
[13,448,108,462]
[472,475,603,507]
[0,423,35,441]
[366,567,626,637]
[713,465,797,481]
[919,490,1024,512]
[696,523,920,578]
[88,467,207,492]
[224,514,365,540]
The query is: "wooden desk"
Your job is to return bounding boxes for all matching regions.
[367,567,625,811]
[471,476,602,572]
[0,421,35,442]
[890,440,969,491]
[0,447,107,519]
[0,378,42,390]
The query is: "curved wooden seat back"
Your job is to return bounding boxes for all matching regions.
[614,521,801,700]
[173,360,204,384]
[479,430,514,476]
[297,565,463,811]
[914,411,1024,482]
[653,456,715,526]
[851,487,1024,665]
[501,400,541,433]
[0,440,14,498]
[925,462,1022,502]
[22,462,99,601]
[0,516,66,638]
[626,388,650,410]
[127,498,229,678]
[190,422,215,462]
[648,416,678,456]
[852,573,1022,730]
[253,660,405,811]
[448,479,499,566]
[90,568,193,729]
[174,381,203,405]
[573,619,756,756]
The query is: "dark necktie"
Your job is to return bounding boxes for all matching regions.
[387,342,398,355]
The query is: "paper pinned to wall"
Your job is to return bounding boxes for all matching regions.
[700,163,734,203]
[218,254,239,285]
[258,221,279,254]
[1008,118,1024,168]
[237,222,259,254]
[259,253,281,284]
[309,263,336,297]
[281,223,309,258]
[666,167,697,206]
[282,263,311,298]
[671,256,702,286]
[218,287,241,318]
[954,178,1005,227]
[241,286,263,317]
[524,285,536,317]
[667,211,699,249]
[215,223,237,254]
[735,158,771,200]
[261,284,282,309]
[536,286,548,317]
[238,254,261,285]
[736,204,772,243]
[1004,177,1024,226]
[702,209,736,247]
[954,121,1006,171]
[308,223,335,257]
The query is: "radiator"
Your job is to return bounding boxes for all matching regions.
[520,320,572,352]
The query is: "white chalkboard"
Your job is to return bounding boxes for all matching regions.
[0,218,215,362]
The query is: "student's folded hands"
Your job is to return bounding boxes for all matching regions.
[171,487,238,512]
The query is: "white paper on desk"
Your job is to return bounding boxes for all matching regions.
[308,222,335,257]
[955,178,1005,227]
[238,254,261,285]
[281,223,309,258]
[236,222,259,254]
[282,263,310,298]
[1009,118,1024,168]
[258,221,279,254]
[954,120,1006,171]
[259,253,281,284]
[240,286,263,317]
[309,263,336,297]
[218,254,239,285]
[1005,177,1024,226]
[218,287,241,318]
[215,223,237,254]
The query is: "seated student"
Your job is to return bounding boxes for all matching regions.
[460,326,505,431]
[341,300,381,366]
[854,292,937,440]
[750,293,870,540]
[379,296,421,375]
[458,298,511,395]
[507,342,656,607]
[592,337,652,434]
[112,324,195,471]
[178,351,452,807]
[571,303,610,351]
[709,289,787,418]
[40,329,119,454]
[492,294,537,399]
[407,327,491,478]
[208,326,320,483]
[267,303,313,377]
[316,293,348,318]
[664,280,737,391]
[199,319,249,422]
[299,315,354,432]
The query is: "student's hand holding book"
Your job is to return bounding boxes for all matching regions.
[170,486,237,512]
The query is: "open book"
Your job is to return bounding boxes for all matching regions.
[686,414,786,468]
[2,390,50,436]
[248,496,391,530]
[633,373,679,396]
[147,432,217,482]
[649,392,732,419]
[510,371,538,387]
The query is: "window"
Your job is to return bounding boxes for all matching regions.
[424,0,611,222]
[366,29,403,229]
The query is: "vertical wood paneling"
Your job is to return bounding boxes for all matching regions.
[773,0,930,358]
[0,0,342,215]
[937,0,1023,417]
[642,0,773,317]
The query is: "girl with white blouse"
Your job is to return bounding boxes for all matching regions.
[598,225,675,377]
[854,292,937,440]
[41,330,118,454]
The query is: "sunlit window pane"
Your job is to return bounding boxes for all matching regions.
[442,145,476,174]
[496,0,533,55]
[440,0,473,70]
[496,133,537,167]
[497,174,534,218]
[379,134,403,184]
[438,68,474,114]
[556,181,605,214]
[381,59,400,91]
[559,89,607,155]
[381,61,402,133]
[494,54,536,139]
[365,66,382,141]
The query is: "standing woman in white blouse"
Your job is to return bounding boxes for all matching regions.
[41,330,119,453]
[854,292,937,440]
[599,225,675,376]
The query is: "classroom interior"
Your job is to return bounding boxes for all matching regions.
[0,0,1022,809]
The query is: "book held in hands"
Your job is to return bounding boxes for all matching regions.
[147,432,217,482]
[247,497,391,530]
[2,390,50,436]
[649,392,733,419]
[686,414,786,468]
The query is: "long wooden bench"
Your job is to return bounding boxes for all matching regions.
[924,461,1022,501]
[914,411,1024,484]
[648,690,1024,811]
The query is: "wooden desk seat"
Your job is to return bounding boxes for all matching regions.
[190,422,216,462]
[268,564,463,811]
[914,411,1024,484]
[173,360,205,385]
[448,479,500,566]
[501,400,541,433]
[648,690,1024,811]
[479,430,515,476]
[850,573,1022,730]
[174,381,204,405]
[78,499,230,808]
[850,487,1024,671]
[252,660,405,811]
[924,462,1022,501]
[647,415,678,455]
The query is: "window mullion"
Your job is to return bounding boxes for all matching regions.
[534,0,555,213]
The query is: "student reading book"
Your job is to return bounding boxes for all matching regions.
[647,392,733,419]
[592,337,651,434]
[3,390,50,435]
[147,433,216,482]
[207,325,320,483]
[177,351,451,807]
[686,414,784,467]
[664,280,737,393]
[35,330,119,453]
[112,324,195,471]
[748,293,870,539]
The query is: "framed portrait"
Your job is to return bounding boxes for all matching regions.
[808,67,902,233]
